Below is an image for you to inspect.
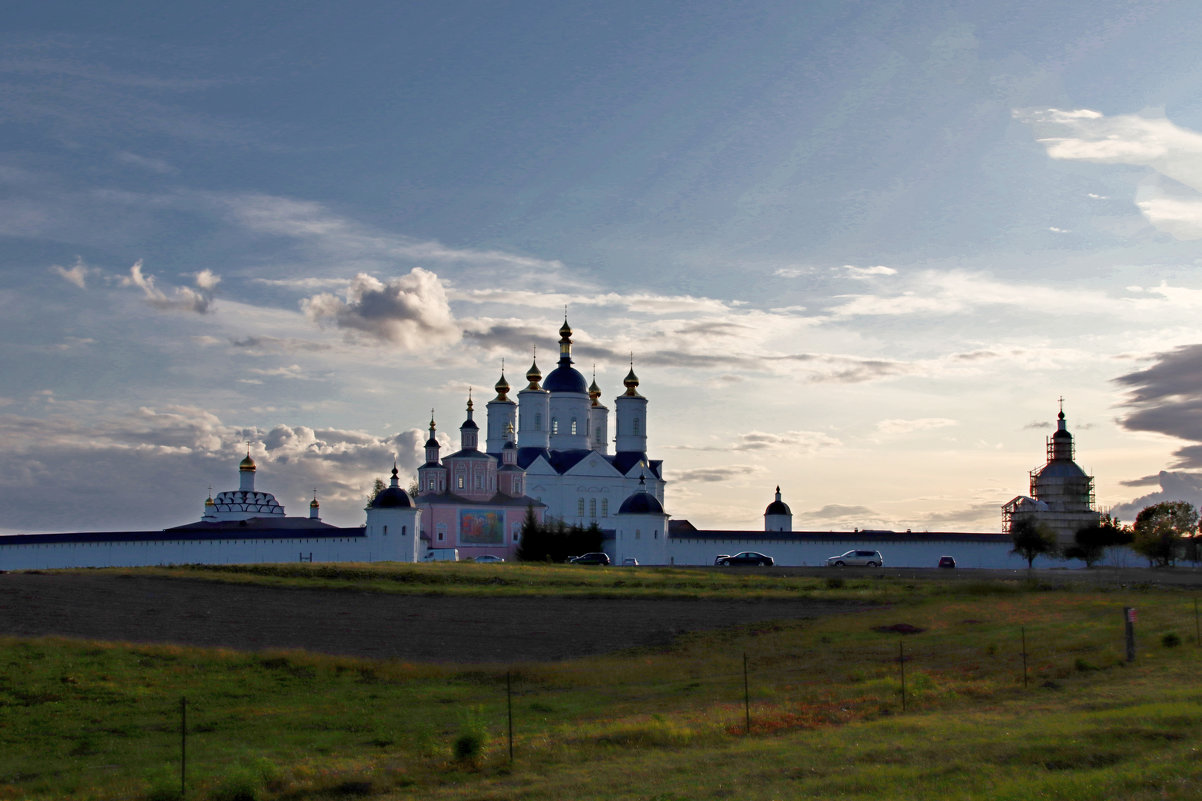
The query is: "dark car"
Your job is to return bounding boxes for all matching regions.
[938,555,956,568]
[569,552,611,565]
[716,551,774,567]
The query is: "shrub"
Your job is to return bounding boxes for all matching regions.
[453,707,487,762]
[825,577,844,589]
[1162,632,1182,648]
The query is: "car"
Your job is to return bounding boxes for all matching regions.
[825,550,884,568]
[937,555,956,568]
[714,554,730,565]
[621,557,639,566]
[716,551,774,567]
[473,554,505,563]
[569,552,611,565]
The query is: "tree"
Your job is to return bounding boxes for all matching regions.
[515,505,546,562]
[363,478,386,510]
[1132,501,1198,567]
[1009,516,1058,568]
[516,511,605,563]
[1064,512,1131,568]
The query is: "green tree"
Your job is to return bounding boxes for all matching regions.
[1064,512,1131,567]
[1009,517,1058,568]
[363,478,386,510]
[1132,501,1198,567]
[516,510,605,563]
[515,506,546,562]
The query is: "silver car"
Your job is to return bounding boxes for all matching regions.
[826,549,884,567]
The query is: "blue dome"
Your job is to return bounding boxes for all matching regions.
[764,500,791,516]
[542,364,588,393]
[619,491,664,515]
[371,487,412,508]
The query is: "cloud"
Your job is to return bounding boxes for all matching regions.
[675,430,840,453]
[1114,344,1202,458]
[0,403,425,531]
[119,260,220,313]
[805,504,876,522]
[301,268,460,348]
[875,418,957,436]
[840,264,897,279]
[1018,108,1202,239]
[114,151,175,174]
[672,465,757,483]
[50,257,94,289]
[1110,471,1202,521]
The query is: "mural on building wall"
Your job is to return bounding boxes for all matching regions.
[460,510,504,544]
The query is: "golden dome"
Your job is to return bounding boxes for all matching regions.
[525,359,542,390]
[239,454,256,472]
[623,367,641,396]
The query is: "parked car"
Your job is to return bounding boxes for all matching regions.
[569,552,611,565]
[825,550,884,567]
[473,554,505,563]
[937,555,956,568]
[714,554,730,565]
[716,551,774,567]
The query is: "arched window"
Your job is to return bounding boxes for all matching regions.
[601,499,608,517]
[552,418,559,434]
[571,419,578,434]
[633,417,641,434]
[578,498,585,517]
[457,475,464,489]
[589,498,597,518]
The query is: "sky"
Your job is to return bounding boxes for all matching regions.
[5,1,1202,535]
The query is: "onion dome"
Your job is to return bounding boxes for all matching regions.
[622,366,642,397]
[239,453,256,472]
[525,358,542,390]
[618,475,664,515]
[310,494,320,510]
[543,317,588,393]
[764,486,791,516]
[589,376,602,407]
[425,413,439,448]
[205,495,215,508]
[371,464,413,508]
[493,369,511,402]
[461,394,478,430]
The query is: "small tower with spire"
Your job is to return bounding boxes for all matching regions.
[764,486,793,532]
[587,367,609,454]
[417,412,447,495]
[486,361,517,455]
[614,357,648,456]
[517,347,550,452]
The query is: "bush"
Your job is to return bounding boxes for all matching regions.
[825,577,844,589]
[454,731,484,761]
[1162,632,1182,648]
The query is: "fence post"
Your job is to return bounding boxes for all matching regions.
[743,653,750,734]
[1195,598,1199,647]
[180,696,187,800]
[1021,626,1028,688]
[506,671,514,763]
[899,640,906,713]
[1124,607,1136,662]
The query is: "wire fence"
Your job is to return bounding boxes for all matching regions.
[7,596,1201,799]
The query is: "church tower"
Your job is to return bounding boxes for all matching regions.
[517,354,550,453]
[543,318,590,451]
[614,362,648,457]
[486,365,517,454]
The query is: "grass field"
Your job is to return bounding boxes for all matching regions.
[1,566,1200,800]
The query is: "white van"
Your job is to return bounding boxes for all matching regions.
[422,548,459,562]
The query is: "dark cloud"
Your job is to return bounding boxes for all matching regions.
[302,268,459,349]
[1110,471,1202,522]
[230,336,332,354]
[806,504,875,521]
[1120,474,1163,488]
[1115,344,1202,467]
[672,466,748,483]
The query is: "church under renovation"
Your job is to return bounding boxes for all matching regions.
[0,321,1102,570]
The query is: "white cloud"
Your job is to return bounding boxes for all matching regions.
[50,256,93,289]
[840,264,897,279]
[302,267,460,349]
[1018,108,1202,239]
[119,260,220,314]
[875,418,957,436]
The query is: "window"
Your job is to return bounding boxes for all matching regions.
[601,499,608,517]
[535,412,542,429]
[578,498,585,516]
[475,474,483,489]
[589,498,597,518]
[552,418,559,434]
[383,525,388,535]
[633,417,641,434]
[514,478,522,494]
[571,419,577,434]
[457,475,464,489]
[401,526,406,537]
[635,529,641,539]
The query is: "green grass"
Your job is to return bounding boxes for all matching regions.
[2,568,1201,799]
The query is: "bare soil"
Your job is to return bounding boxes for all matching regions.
[0,572,862,664]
